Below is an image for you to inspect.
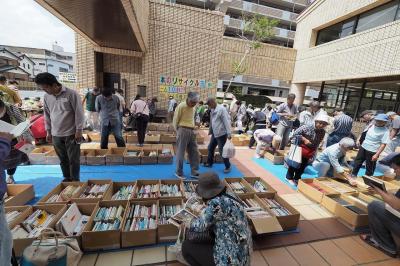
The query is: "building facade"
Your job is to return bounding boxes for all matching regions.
[291,0,400,117]
[0,47,32,81]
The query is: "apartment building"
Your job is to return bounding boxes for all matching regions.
[291,0,400,117]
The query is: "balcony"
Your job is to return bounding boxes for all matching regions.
[225,17,295,41]
[228,0,299,25]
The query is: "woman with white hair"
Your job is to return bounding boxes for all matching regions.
[312,137,355,178]
[253,128,282,158]
[286,115,329,185]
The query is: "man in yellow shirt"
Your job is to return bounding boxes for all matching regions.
[0,76,22,106]
[173,92,200,179]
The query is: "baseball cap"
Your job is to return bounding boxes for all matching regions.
[374,113,389,122]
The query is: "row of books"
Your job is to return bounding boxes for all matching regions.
[111,185,135,200]
[160,184,180,197]
[124,204,157,231]
[92,206,125,231]
[46,185,81,203]
[183,182,197,198]
[137,185,159,198]
[79,184,109,199]
[12,210,56,239]
[262,198,291,216]
[228,182,248,194]
[252,181,268,193]
[6,210,21,225]
[332,197,367,214]
[159,204,182,225]
[318,180,354,194]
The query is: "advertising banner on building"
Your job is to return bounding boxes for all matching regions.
[159,75,213,101]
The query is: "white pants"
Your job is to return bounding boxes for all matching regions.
[86,111,99,131]
[312,161,331,177]
[236,114,243,131]
[255,136,270,155]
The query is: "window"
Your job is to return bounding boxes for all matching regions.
[356,1,399,33]
[23,63,25,68]
[59,67,68,72]
[316,18,357,45]
[39,63,45,66]
[48,64,53,67]
[28,65,30,69]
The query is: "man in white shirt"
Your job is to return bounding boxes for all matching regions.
[167,96,177,123]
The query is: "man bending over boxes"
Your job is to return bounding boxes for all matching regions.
[360,152,400,258]
[253,128,282,159]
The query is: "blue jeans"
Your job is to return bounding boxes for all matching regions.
[0,201,12,265]
[327,132,349,147]
[207,134,231,169]
[100,122,126,149]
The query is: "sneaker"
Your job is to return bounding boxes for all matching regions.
[224,168,231,173]
[6,175,15,184]
[175,173,186,180]
[62,178,72,182]
[190,171,200,179]
[288,180,298,187]
[255,154,261,159]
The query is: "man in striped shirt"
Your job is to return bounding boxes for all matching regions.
[327,108,353,147]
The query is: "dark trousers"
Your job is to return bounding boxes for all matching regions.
[136,115,149,145]
[100,122,126,149]
[207,134,231,169]
[327,132,349,147]
[182,240,215,266]
[249,123,266,148]
[52,135,80,181]
[352,146,376,176]
[286,157,309,181]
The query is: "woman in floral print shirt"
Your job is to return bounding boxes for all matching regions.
[182,172,252,266]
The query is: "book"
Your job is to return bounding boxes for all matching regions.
[0,120,30,137]
[385,203,400,219]
[362,175,386,192]
[56,203,82,236]
[168,197,204,228]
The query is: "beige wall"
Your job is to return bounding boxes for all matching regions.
[220,37,296,83]
[292,0,400,83]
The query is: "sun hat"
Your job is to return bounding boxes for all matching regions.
[315,114,329,124]
[195,172,226,200]
[359,110,375,118]
[374,113,389,122]
[386,111,396,117]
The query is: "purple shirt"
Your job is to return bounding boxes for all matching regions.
[0,137,11,199]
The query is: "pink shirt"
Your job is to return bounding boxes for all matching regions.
[131,99,150,116]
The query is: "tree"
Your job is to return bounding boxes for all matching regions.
[224,15,278,100]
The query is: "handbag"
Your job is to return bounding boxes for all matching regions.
[284,142,302,169]
[300,143,316,159]
[21,228,82,266]
[168,227,189,265]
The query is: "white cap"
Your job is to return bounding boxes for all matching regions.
[315,114,329,124]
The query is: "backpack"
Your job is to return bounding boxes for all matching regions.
[269,111,280,125]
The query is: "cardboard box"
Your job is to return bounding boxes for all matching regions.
[158,147,174,164]
[103,182,136,201]
[80,149,95,165]
[160,133,176,143]
[147,123,158,131]
[4,184,35,207]
[298,179,339,203]
[106,148,126,165]
[196,135,205,144]
[224,178,256,196]
[158,198,182,243]
[160,180,183,198]
[86,149,108,166]
[44,150,61,165]
[121,199,157,247]
[37,182,84,205]
[258,194,300,230]
[135,180,160,200]
[244,177,276,197]
[141,148,158,164]
[238,194,283,234]
[126,133,138,143]
[145,134,161,143]
[5,205,32,229]
[82,200,128,251]
[158,123,170,132]
[264,150,285,165]
[334,193,369,228]
[29,146,53,164]
[88,133,116,143]
[12,204,67,257]
[123,147,142,165]
[198,148,208,163]
[71,180,112,204]
[315,177,357,194]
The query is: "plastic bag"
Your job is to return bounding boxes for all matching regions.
[222,140,236,158]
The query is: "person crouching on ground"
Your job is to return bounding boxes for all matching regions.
[173,92,200,179]
[360,152,400,258]
[203,97,232,173]
[35,72,84,182]
[0,132,13,264]
[253,128,282,159]
[312,137,355,180]
[95,87,126,149]
[182,172,252,266]
[286,115,329,185]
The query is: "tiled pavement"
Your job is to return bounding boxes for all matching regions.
[79,146,398,265]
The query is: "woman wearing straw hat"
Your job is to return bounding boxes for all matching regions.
[182,172,252,266]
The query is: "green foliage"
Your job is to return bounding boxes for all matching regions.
[232,60,247,76]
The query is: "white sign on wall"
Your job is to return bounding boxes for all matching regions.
[59,72,77,83]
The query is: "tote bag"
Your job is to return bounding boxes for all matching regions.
[284,143,302,169]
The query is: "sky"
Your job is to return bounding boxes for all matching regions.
[0,0,75,52]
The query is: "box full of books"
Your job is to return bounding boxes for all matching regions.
[158,199,183,242]
[181,181,198,199]
[158,147,174,164]
[160,133,176,144]
[5,205,32,229]
[121,200,158,247]
[44,150,61,165]
[316,178,357,194]
[106,148,126,165]
[80,149,96,165]
[72,180,112,204]
[29,146,53,164]
[238,194,282,234]
[55,203,98,246]
[329,193,370,228]
[297,178,340,203]
[224,178,256,196]
[354,175,399,193]
[37,182,84,205]
[82,200,128,251]
[244,177,276,197]
[12,204,67,256]
[4,184,35,207]
[104,182,136,201]
[126,132,138,143]
[258,194,300,230]
[264,150,285,165]
[86,149,108,166]
[124,147,142,165]
[160,180,182,199]
[145,133,160,144]
[87,132,101,142]
[134,180,160,200]
[141,148,158,164]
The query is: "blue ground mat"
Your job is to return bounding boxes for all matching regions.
[13,158,244,203]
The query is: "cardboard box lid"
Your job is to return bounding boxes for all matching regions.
[248,214,282,234]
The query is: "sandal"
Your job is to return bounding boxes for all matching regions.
[360,234,397,258]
